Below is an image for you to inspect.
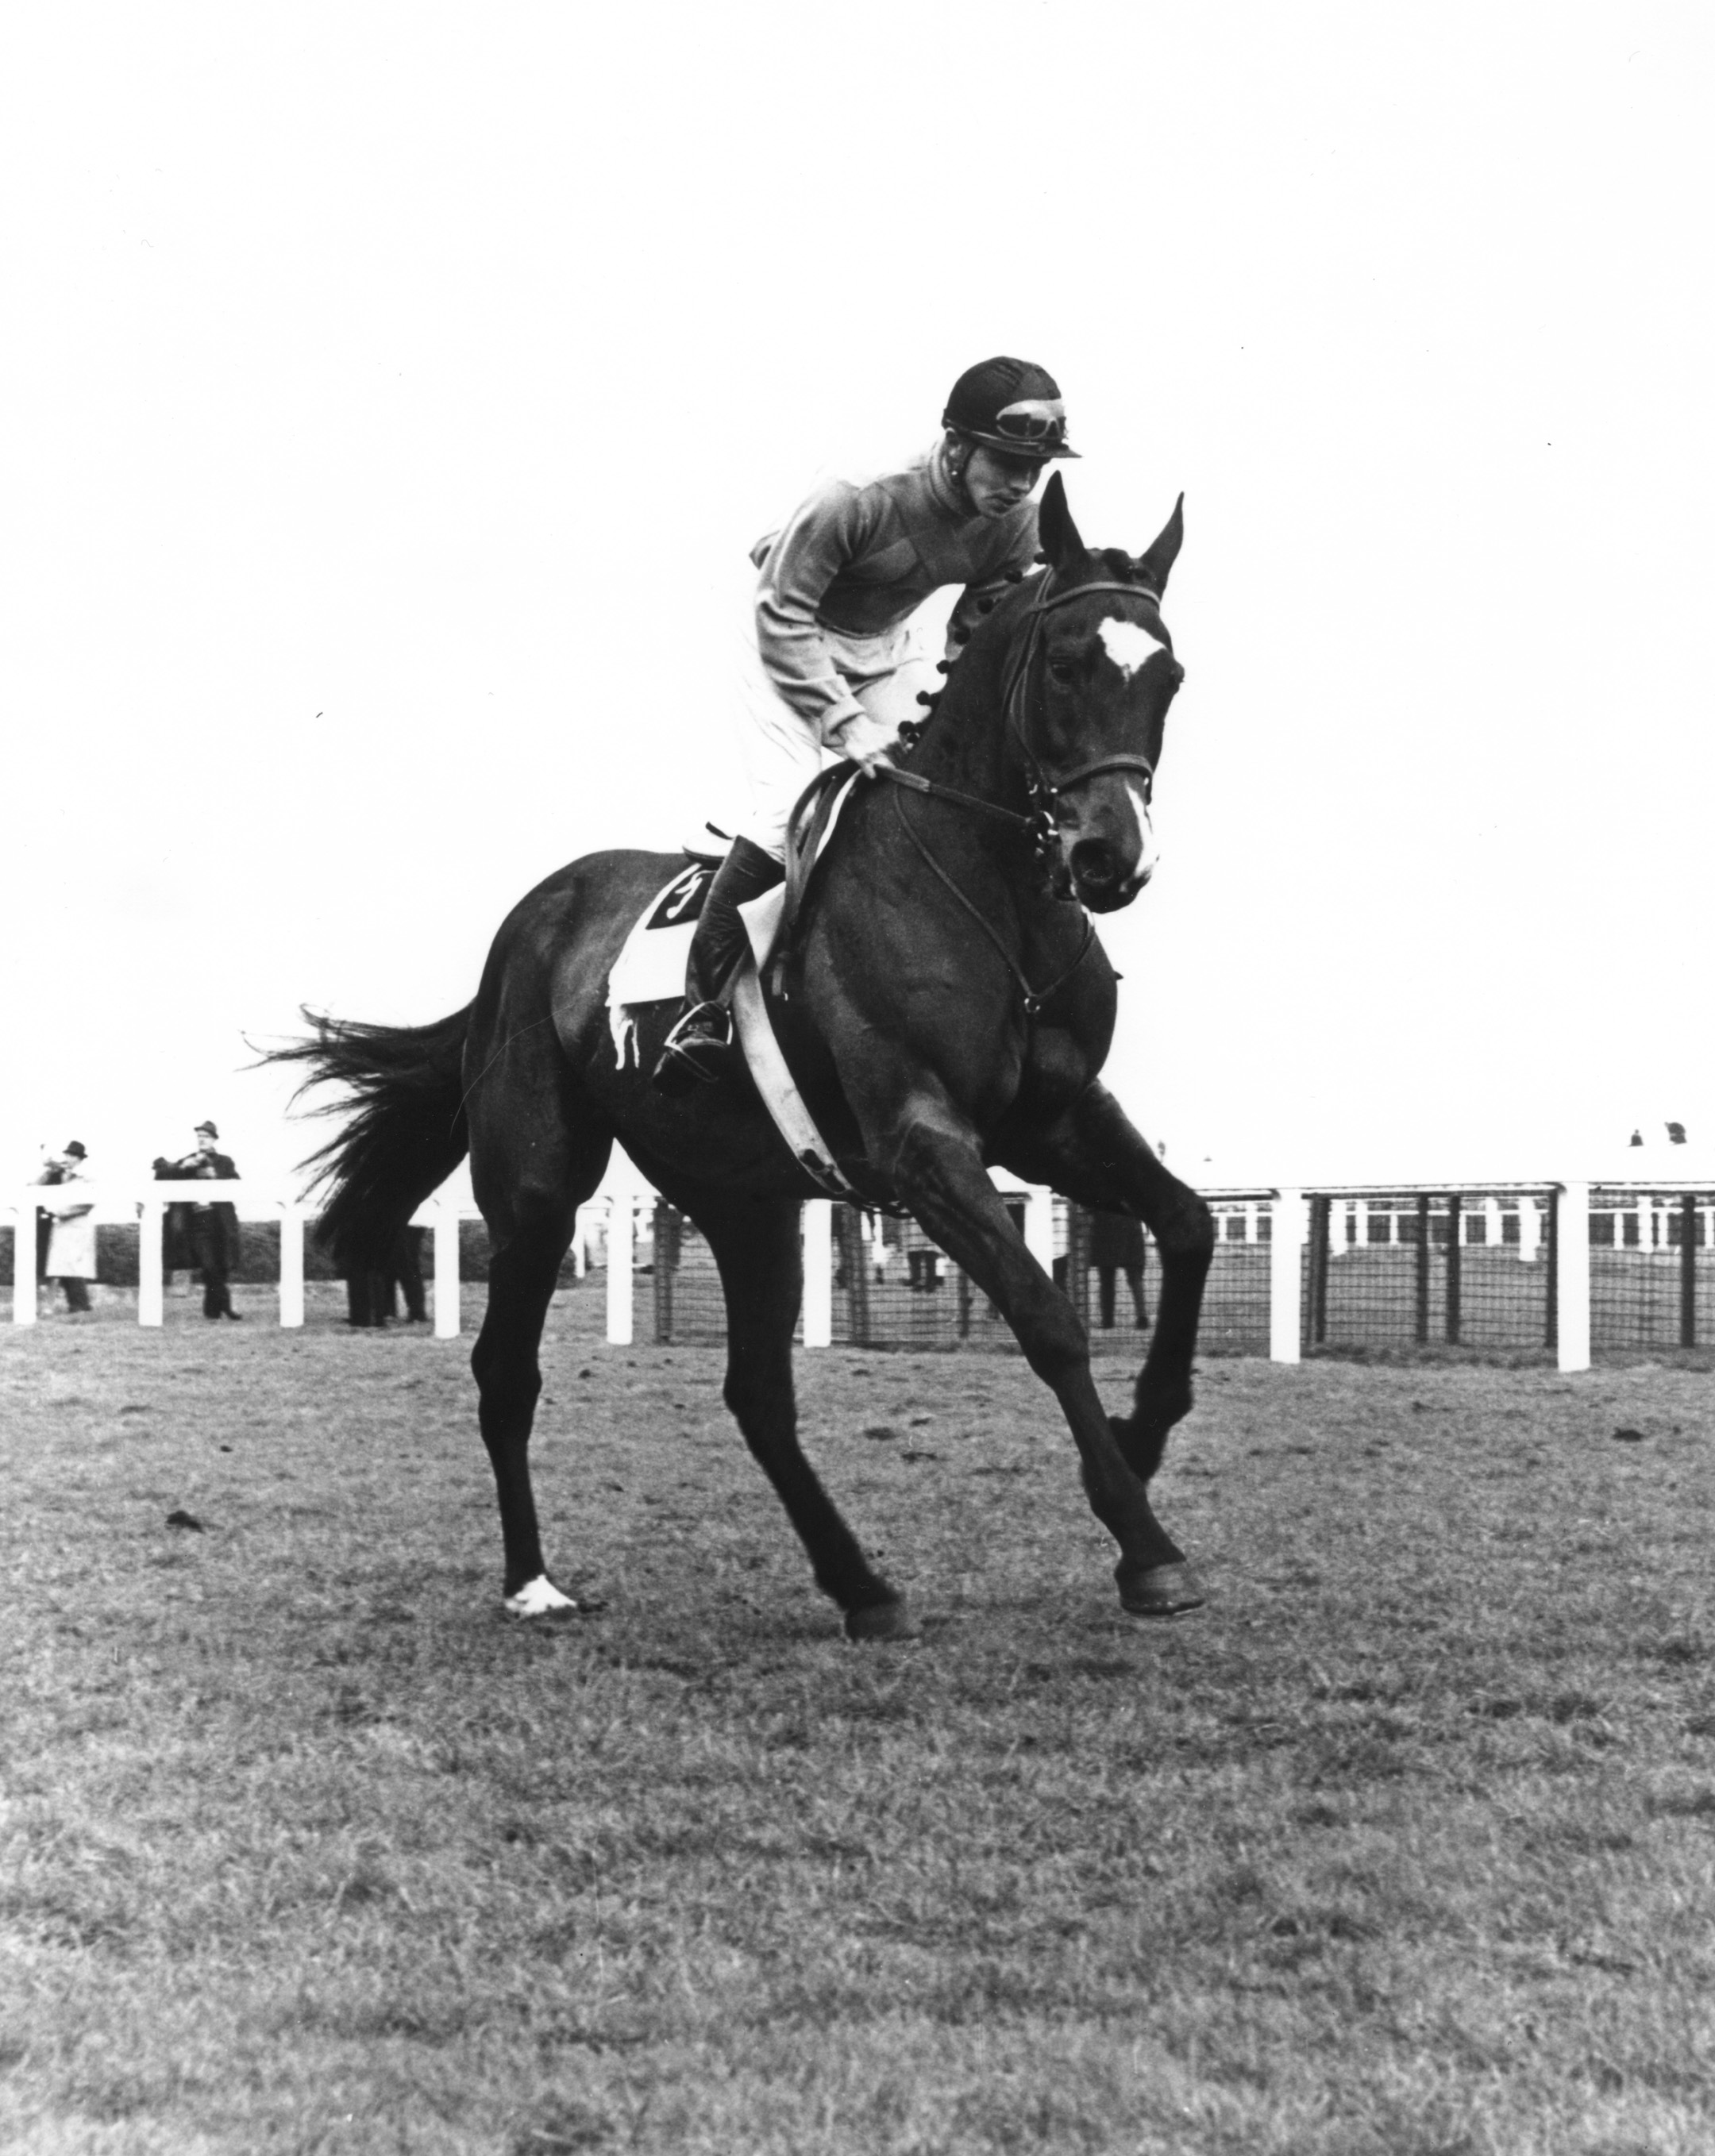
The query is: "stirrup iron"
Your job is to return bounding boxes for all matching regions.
[652,1000,733,1091]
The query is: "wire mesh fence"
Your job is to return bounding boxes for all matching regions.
[1589,1188,1715,1353]
[643,1197,1271,1355]
[1297,1190,1559,1357]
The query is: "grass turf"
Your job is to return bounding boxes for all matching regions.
[1,1287,1712,2154]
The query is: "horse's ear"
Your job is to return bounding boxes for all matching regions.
[1134,494,1185,597]
[1037,470,1085,571]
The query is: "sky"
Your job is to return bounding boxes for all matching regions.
[4,2,1711,1198]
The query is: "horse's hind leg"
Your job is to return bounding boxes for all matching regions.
[697,1194,914,1641]
[469,1088,611,1615]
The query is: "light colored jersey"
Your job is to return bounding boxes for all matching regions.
[751,441,1039,744]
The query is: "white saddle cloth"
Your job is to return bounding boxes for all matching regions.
[603,785,862,1196]
[605,776,860,1061]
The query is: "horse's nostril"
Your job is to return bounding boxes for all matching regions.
[1070,839,1118,887]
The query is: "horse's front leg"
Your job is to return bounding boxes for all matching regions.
[877,1084,1201,1616]
[996,1080,1216,1488]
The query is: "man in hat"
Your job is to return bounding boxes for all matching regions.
[153,1122,244,1319]
[36,1142,97,1314]
[653,356,1079,1091]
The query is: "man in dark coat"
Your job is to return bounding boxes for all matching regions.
[1088,1207,1149,1330]
[345,1227,429,1326]
[154,1122,244,1319]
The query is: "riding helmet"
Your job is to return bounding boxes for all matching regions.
[942,356,1079,460]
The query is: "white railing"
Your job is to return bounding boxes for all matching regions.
[6,1184,469,1339]
[13,1176,1715,1375]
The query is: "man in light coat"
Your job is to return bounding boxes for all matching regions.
[37,1142,96,1314]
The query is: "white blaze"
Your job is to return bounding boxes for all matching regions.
[1097,615,1165,680]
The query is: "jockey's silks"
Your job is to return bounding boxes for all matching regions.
[751,440,1039,745]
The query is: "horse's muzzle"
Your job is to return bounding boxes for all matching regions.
[1066,833,1154,913]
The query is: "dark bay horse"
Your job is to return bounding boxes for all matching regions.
[274,475,1215,1638]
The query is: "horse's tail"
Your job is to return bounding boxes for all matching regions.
[265,1007,472,1272]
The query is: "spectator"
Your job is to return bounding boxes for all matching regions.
[345,1227,429,1327]
[1088,1207,1149,1330]
[33,1153,64,1285]
[36,1142,96,1315]
[903,1217,942,1292]
[153,1122,244,1320]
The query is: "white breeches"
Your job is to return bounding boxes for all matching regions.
[734,622,941,859]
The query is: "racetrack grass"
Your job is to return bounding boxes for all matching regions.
[2,1294,1712,2155]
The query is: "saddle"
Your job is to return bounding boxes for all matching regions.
[769,764,859,991]
[604,773,865,1196]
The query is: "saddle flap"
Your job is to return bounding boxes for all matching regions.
[738,884,786,967]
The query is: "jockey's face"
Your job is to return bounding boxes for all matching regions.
[962,445,1048,519]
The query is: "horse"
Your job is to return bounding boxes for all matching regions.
[272,473,1216,1640]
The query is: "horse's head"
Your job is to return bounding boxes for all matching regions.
[1017,475,1185,914]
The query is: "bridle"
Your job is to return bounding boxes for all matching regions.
[998,570,1176,822]
[879,568,1178,851]
[873,569,1180,1016]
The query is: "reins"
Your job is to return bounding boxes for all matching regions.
[869,566,1170,1020]
[888,780,1095,1020]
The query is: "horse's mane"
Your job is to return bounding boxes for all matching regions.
[901,539,1168,762]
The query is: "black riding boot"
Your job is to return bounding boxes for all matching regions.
[652,836,784,1093]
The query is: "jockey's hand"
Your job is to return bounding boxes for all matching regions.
[835,709,896,776]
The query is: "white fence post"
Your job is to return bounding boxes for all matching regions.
[1270,1188,1305,1363]
[1556,1181,1591,1373]
[279,1203,305,1328]
[802,1199,832,1348]
[1024,1186,1055,1272]
[433,1203,461,1338]
[12,1199,37,1325]
[137,1201,163,1326]
[1518,1196,1541,1264]
[606,1192,634,1346]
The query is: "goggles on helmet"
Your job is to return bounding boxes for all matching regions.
[990,398,1069,449]
[942,356,1080,460]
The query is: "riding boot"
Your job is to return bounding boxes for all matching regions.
[652,836,784,1093]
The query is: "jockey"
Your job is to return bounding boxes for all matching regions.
[653,355,1079,1092]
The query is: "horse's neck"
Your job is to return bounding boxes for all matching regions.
[906,603,1029,810]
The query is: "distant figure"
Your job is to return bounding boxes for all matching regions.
[1628,1130,1644,1147]
[1667,1122,1688,1145]
[33,1154,64,1284]
[394,1225,428,1322]
[1088,1206,1148,1330]
[345,1227,429,1327]
[36,1142,95,1315]
[154,1122,244,1320]
[903,1217,942,1292]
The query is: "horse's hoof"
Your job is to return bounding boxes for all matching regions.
[845,1596,922,1643]
[503,1575,579,1618]
[1116,1561,1204,1617]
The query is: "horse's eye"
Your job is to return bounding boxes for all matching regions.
[1046,659,1076,687]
